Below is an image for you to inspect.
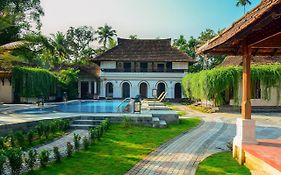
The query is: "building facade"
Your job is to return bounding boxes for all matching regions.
[89,38,194,99]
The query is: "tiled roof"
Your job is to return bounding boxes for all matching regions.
[92,38,194,62]
[218,56,281,67]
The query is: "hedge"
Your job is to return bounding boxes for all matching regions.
[182,64,281,106]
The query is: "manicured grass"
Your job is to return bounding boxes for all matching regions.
[196,152,251,175]
[177,111,187,116]
[26,118,201,175]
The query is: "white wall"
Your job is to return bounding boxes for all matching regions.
[0,79,13,103]
[172,62,188,70]
[100,61,116,69]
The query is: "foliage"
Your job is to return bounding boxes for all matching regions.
[39,150,50,167]
[129,35,138,40]
[12,66,57,98]
[56,68,79,100]
[89,128,99,142]
[26,118,201,175]
[5,148,23,175]
[96,24,117,49]
[236,0,252,14]
[0,137,4,149]
[73,133,81,150]
[53,146,61,163]
[25,149,37,170]
[122,116,131,128]
[188,105,213,113]
[66,142,73,158]
[0,150,6,175]
[196,152,250,175]
[82,137,90,150]
[182,64,281,106]
[177,111,187,116]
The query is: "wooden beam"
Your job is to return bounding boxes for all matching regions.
[242,45,252,120]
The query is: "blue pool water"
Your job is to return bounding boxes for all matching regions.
[16,100,129,114]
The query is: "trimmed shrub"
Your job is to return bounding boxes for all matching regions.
[0,137,4,149]
[27,130,35,145]
[39,150,50,168]
[0,150,6,175]
[73,133,81,150]
[15,131,25,148]
[89,128,98,143]
[82,137,89,150]
[53,146,61,162]
[5,148,23,175]
[25,149,37,170]
[66,142,73,158]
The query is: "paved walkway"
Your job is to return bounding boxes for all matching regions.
[127,106,281,175]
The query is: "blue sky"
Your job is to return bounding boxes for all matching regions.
[41,0,261,39]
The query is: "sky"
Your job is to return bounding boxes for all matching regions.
[40,0,261,39]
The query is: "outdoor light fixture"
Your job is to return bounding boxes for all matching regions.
[134,97,141,113]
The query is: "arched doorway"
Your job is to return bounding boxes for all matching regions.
[174,83,182,99]
[105,82,113,98]
[122,82,130,98]
[139,83,148,98]
[157,82,166,97]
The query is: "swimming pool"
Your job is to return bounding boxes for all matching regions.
[16,100,130,114]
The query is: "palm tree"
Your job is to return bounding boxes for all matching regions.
[50,32,71,63]
[96,24,117,49]
[236,0,252,14]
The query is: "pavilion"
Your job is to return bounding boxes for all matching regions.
[197,0,281,174]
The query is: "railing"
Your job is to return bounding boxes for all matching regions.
[102,69,186,73]
[117,98,133,113]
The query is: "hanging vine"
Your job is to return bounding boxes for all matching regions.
[182,64,281,106]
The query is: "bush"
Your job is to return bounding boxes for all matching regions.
[66,142,73,158]
[5,148,23,175]
[0,150,6,175]
[53,146,61,163]
[83,137,90,150]
[73,133,81,150]
[89,128,98,143]
[39,150,50,168]
[15,131,25,148]
[27,130,35,145]
[0,137,4,149]
[25,149,37,170]
[8,133,16,148]
[122,116,131,128]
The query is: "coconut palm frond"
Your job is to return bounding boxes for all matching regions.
[0,41,29,51]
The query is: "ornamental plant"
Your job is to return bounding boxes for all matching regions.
[0,137,4,149]
[15,131,25,148]
[73,133,81,150]
[53,146,61,162]
[39,150,50,168]
[27,130,35,145]
[82,137,90,150]
[25,149,37,170]
[0,150,6,175]
[66,142,73,157]
[5,148,23,175]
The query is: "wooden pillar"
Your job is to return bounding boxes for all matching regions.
[241,45,252,120]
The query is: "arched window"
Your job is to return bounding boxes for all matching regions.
[105,82,113,98]
[139,82,148,98]
[174,83,182,99]
[157,82,166,97]
[122,82,130,98]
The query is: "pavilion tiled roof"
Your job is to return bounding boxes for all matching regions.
[197,0,281,56]
[92,38,194,62]
[218,56,281,67]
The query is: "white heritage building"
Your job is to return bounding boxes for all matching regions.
[79,38,194,100]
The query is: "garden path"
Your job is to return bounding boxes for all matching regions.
[126,105,281,175]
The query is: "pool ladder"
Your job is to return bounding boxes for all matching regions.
[117,98,133,112]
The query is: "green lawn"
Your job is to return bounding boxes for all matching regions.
[27,118,201,175]
[196,152,251,175]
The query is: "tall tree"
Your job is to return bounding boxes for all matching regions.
[66,26,95,63]
[236,0,252,14]
[96,24,117,49]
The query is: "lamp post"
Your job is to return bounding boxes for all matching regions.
[134,97,141,113]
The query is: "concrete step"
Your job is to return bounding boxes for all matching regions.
[72,119,103,125]
[159,120,167,128]
[70,124,98,130]
[152,117,160,122]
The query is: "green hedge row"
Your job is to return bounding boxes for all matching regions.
[12,67,79,100]
[182,64,281,106]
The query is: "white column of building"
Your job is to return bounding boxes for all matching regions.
[114,81,121,98]
[100,80,105,98]
[149,81,157,98]
[131,81,139,98]
[94,81,97,94]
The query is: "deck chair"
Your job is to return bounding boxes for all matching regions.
[158,92,167,102]
[156,91,165,101]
